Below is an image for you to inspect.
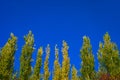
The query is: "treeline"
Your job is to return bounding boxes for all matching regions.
[0,31,120,80]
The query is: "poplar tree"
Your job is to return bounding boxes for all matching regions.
[43,44,50,80]
[98,33,120,78]
[20,31,34,80]
[30,47,43,80]
[61,40,70,80]
[72,66,79,80]
[0,33,17,80]
[80,36,95,80]
[53,45,61,80]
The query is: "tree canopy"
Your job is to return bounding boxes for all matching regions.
[0,31,120,80]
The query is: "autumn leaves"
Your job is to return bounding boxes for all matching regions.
[0,31,120,80]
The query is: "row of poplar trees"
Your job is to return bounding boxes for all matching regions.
[0,31,120,80]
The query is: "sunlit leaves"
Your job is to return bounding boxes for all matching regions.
[61,40,70,80]
[0,31,120,80]
[72,66,79,80]
[80,36,95,80]
[20,31,34,80]
[98,32,120,79]
[43,44,50,80]
[53,45,61,80]
[0,33,17,79]
[30,47,43,80]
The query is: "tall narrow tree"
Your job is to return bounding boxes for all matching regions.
[80,36,95,80]
[20,31,34,80]
[0,33,17,80]
[43,44,50,80]
[30,47,43,80]
[98,32,120,79]
[53,45,61,80]
[61,40,70,80]
[71,65,79,80]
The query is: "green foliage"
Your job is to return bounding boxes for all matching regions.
[98,32,120,79]
[53,45,61,80]
[43,44,50,80]
[20,31,34,80]
[30,47,43,80]
[61,40,70,80]
[72,66,79,80]
[80,36,95,80]
[0,33,17,80]
[0,31,120,80]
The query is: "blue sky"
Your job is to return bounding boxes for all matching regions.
[0,0,120,78]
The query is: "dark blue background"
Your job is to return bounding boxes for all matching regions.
[0,0,120,79]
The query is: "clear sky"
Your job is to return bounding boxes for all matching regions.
[0,0,120,79]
